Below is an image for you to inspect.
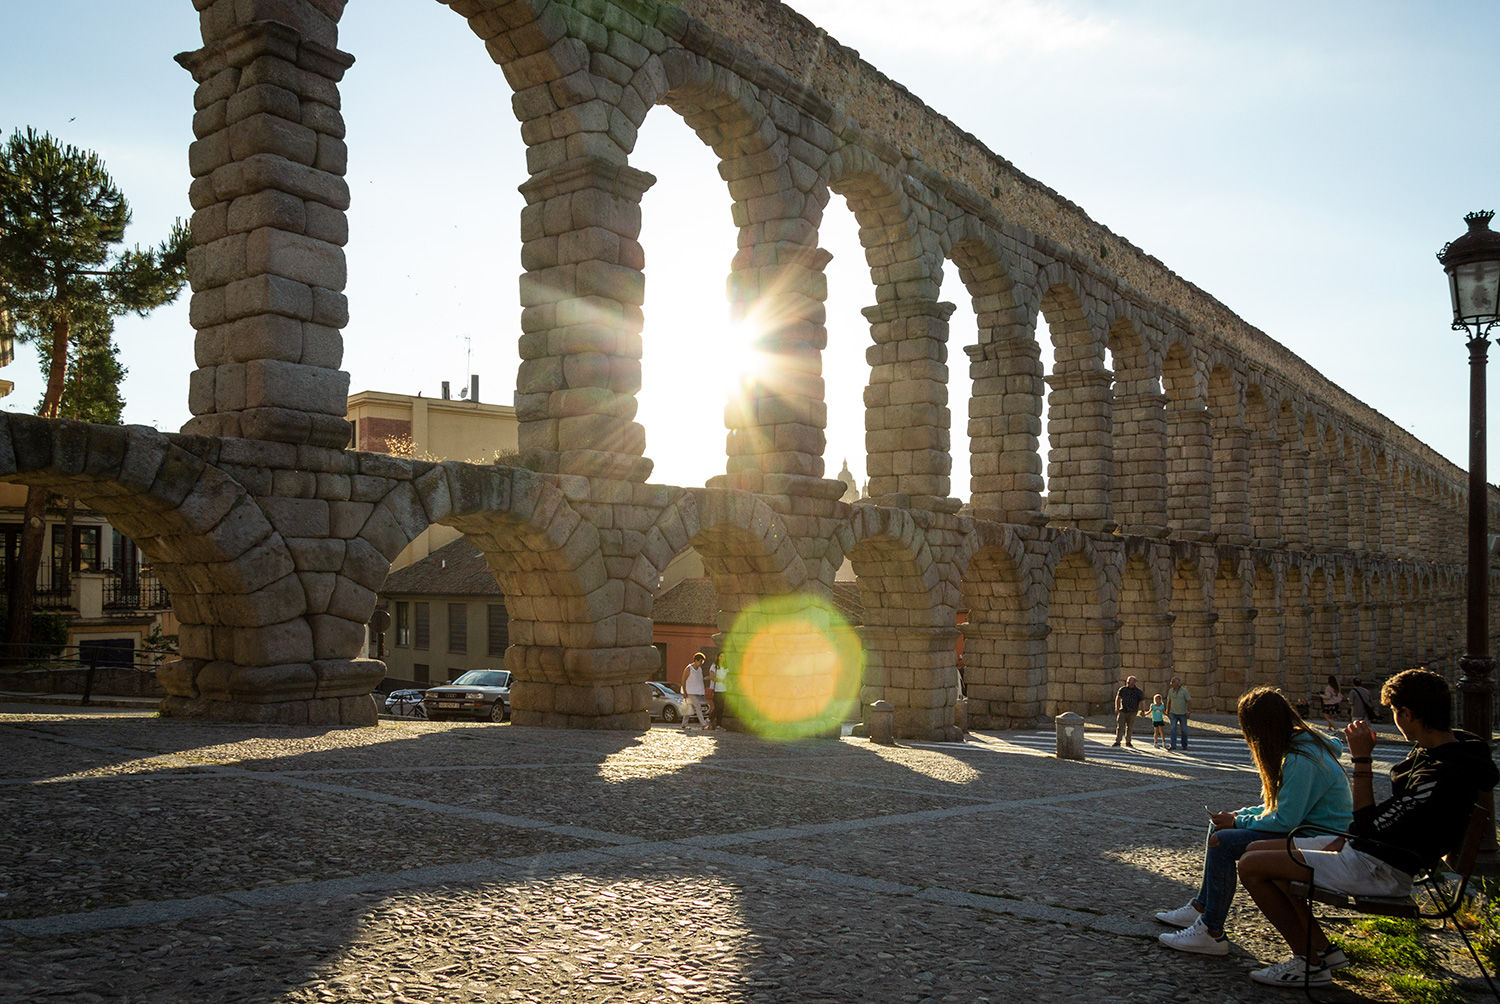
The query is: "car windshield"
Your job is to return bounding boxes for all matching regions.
[452,671,509,688]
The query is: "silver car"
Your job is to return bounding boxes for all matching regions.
[648,681,685,723]
[384,688,428,718]
[422,670,512,722]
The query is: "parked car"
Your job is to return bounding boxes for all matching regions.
[422,670,512,722]
[384,688,428,718]
[648,681,684,723]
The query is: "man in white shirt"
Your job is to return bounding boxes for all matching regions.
[681,652,709,730]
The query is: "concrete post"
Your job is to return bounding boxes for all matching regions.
[1055,710,1086,761]
[867,699,895,745]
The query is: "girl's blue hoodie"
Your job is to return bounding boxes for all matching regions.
[1233,731,1352,834]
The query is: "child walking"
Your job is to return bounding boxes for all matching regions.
[1149,694,1167,747]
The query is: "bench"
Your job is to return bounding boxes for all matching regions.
[1284,804,1496,999]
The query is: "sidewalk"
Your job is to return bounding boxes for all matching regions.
[0,708,1478,1002]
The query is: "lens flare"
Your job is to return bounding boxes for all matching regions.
[723,593,863,739]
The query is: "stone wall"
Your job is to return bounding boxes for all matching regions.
[0,0,1487,737]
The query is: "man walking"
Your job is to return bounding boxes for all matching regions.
[1113,674,1145,747]
[1167,676,1191,751]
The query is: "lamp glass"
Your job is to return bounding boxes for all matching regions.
[1453,259,1500,328]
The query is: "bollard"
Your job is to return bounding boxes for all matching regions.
[867,700,895,745]
[954,697,969,735]
[1055,711,1086,761]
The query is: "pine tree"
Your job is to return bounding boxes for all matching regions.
[0,128,189,658]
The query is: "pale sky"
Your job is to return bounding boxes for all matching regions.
[2,1,1496,496]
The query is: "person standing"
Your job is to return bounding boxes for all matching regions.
[1348,677,1377,723]
[1113,675,1145,747]
[709,657,730,730]
[681,653,709,731]
[1320,675,1343,729]
[1167,677,1192,751]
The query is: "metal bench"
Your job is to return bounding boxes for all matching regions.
[1284,804,1496,1000]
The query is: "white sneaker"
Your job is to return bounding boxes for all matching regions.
[1157,917,1229,956]
[1321,947,1349,970]
[1248,955,1332,987]
[1154,901,1202,927]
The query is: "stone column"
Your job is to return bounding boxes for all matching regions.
[1170,609,1218,709]
[1280,443,1309,550]
[1111,391,1169,538]
[1211,423,1251,546]
[1166,404,1214,541]
[1249,430,1283,547]
[863,299,960,513]
[516,157,655,481]
[1345,475,1366,551]
[864,624,963,740]
[1044,367,1115,531]
[1215,604,1256,705]
[966,334,1046,525]
[713,233,836,499]
[178,19,354,448]
[1306,453,1329,547]
[1326,465,1348,550]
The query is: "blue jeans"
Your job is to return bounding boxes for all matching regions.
[1169,713,1188,749]
[1194,824,1281,932]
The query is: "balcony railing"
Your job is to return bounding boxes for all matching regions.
[102,569,170,614]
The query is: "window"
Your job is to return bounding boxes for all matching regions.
[395,601,410,647]
[413,663,429,684]
[414,602,429,650]
[487,604,508,657]
[448,603,467,654]
[50,525,101,582]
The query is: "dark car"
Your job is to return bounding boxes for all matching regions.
[422,670,512,722]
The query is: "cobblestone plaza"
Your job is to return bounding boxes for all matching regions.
[3,708,1486,1002]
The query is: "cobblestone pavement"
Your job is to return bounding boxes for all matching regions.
[0,708,1483,1002]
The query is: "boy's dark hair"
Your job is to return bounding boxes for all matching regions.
[1381,668,1452,731]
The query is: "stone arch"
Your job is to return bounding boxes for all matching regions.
[1043,532,1116,714]
[957,522,1038,726]
[948,216,1042,524]
[840,504,956,739]
[827,151,954,508]
[1109,315,1167,537]
[0,417,374,724]
[368,461,644,726]
[1035,267,1113,531]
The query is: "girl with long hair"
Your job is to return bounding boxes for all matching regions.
[1321,675,1343,729]
[1156,687,1352,957]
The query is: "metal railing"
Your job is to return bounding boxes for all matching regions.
[102,569,170,613]
[0,644,173,704]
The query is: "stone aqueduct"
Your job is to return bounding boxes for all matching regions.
[11,0,1497,736]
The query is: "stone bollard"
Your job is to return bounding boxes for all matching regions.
[954,697,969,736]
[1055,711,1086,761]
[867,700,895,745]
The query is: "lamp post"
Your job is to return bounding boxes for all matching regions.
[1437,211,1500,751]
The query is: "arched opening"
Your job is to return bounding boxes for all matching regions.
[1039,282,1112,531]
[959,539,1038,726]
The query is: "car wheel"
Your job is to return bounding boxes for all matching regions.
[661,704,680,723]
[490,701,506,723]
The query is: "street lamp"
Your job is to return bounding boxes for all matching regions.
[1437,210,1500,746]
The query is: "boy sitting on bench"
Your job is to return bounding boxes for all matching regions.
[1236,667,1499,988]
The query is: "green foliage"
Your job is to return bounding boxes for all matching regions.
[1383,974,1465,1004]
[0,127,189,418]
[1334,914,1471,1003]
